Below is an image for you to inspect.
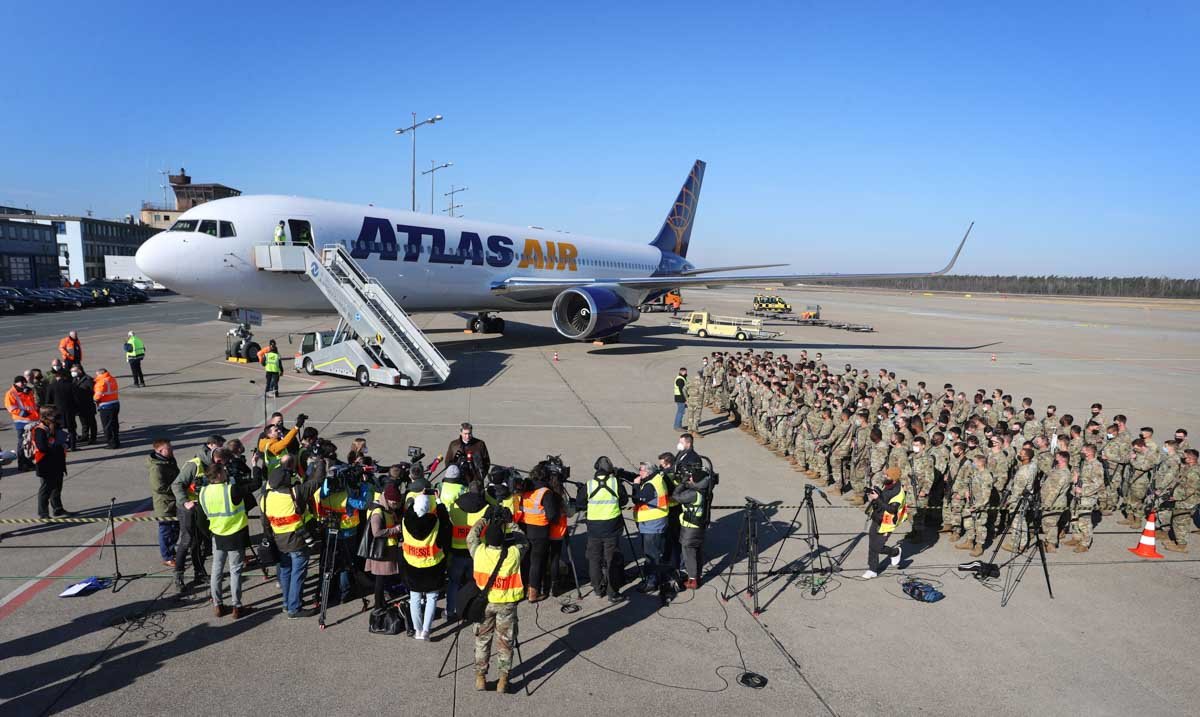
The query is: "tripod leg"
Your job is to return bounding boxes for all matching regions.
[318,528,337,629]
[767,503,804,574]
[564,532,583,599]
[438,622,462,678]
[748,513,761,615]
[720,508,749,601]
[622,518,645,583]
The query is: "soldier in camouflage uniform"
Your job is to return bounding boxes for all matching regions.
[812,408,835,484]
[467,515,528,692]
[1100,422,1130,515]
[940,442,970,537]
[1148,441,1180,541]
[827,409,853,492]
[1002,447,1038,552]
[1039,451,1073,552]
[847,411,872,501]
[710,358,728,419]
[1164,449,1199,552]
[955,454,991,556]
[1121,438,1156,526]
[683,374,704,436]
[1064,444,1103,552]
[908,435,936,541]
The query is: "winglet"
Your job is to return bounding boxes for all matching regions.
[934,222,973,275]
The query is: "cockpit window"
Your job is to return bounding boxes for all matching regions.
[219,221,237,238]
[198,220,218,237]
[170,219,197,232]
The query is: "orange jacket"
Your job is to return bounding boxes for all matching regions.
[257,426,299,458]
[93,371,119,405]
[59,336,82,362]
[5,386,39,422]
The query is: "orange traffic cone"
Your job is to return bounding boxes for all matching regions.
[1128,512,1164,559]
[990,354,996,362]
[553,351,559,363]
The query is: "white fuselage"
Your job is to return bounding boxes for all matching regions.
[135,195,669,314]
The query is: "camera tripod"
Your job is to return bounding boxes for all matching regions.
[982,489,1053,607]
[766,483,839,594]
[317,517,368,629]
[720,496,787,616]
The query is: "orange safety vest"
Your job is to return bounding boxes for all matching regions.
[473,545,524,603]
[264,489,303,532]
[549,511,567,540]
[520,487,549,526]
[59,336,81,362]
[93,372,118,404]
[31,424,57,464]
[5,386,39,422]
[401,521,445,568]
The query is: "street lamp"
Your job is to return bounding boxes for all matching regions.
[444,185,468,217]
[421,161,452,215]
[394,113,444,211]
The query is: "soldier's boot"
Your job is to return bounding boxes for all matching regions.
[969,543,984,557]
[1061,535,1079,546]
[937,524,953,534]
[847,495,865,506]
[475,672,487,691]
[1163,540,1188,553]
[953,537,973,550]
[1154,529,1168,542]
[1072,543,1090,553]
[1043,540,1057,553]
[1001,541,1017,553]
[788,456,799,465]
[496,671,510,694]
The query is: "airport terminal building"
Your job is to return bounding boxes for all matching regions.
[0,206,59,288]
[5,212,159,284]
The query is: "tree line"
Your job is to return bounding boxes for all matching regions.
[805,275,1200,299]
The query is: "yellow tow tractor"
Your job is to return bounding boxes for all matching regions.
[673,311,783,341]
[752,294,792,313]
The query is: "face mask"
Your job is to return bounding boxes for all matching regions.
[1106,433,1114,439]
[676,442,686,452]
[1162,447,1169,454]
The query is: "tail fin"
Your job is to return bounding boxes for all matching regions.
[650,159,705,258]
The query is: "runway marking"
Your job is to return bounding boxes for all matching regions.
[0,503,148,622]
[209,361,327,441]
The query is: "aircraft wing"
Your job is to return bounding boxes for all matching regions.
[492,223,972,298]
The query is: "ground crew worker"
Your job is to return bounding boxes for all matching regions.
[862,466,907,579]
[577,456,628,602]
[262,340,282,398]
[171,436,225,595]
[93,368,120,449]
[468,508,528,694]
[274,220,287,244]
[31,408,70,519]
[5,375,38,472]
[632,456,672,592]
[671,460,713,589]
[58,330,82,370]
[125,331,146,387]
[446,479,489,620]
[672,367,688,431]
[199,463,253,618]
[264,464,322,618]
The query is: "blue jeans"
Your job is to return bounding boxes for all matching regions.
[641,531,666,585]
[277,550,309,614]
[446,552,471,617]
[157,520,179,561]
[211,544,245,607]
[409,590,438,635]
[673,403,686,429]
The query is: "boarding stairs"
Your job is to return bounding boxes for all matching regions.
[253,243,451,387]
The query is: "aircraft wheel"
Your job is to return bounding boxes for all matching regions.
[487,317,505,333]
[243,341,261,361]
[303,358,315,375]
[469,316,486,333]
[356,366,371,386]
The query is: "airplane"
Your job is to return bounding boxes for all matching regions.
[135,160,970,341]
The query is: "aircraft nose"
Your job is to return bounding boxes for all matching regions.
[135,232,177,286]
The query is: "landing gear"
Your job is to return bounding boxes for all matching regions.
[468,312,505,334]
[225,323,260,362]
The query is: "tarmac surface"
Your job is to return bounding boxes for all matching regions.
[1,288,1198,716]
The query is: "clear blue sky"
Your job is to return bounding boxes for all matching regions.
[2,2,1197,277]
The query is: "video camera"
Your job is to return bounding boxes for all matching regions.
[538,454,571,481]
[326,461,368,494]
[408,446,425,463]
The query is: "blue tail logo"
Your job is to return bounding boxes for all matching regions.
[650,160,705,258]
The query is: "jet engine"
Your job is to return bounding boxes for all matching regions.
[551,286,640,340]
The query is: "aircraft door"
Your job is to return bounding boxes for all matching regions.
[288,219,314,249]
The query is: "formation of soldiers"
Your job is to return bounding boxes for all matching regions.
[678,348,1200,556]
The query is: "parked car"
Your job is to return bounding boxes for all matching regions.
[48,288,87,309]
[60,287,101,307]
[16,288,61,311]
[83,285,124,305]
[28,288,76,310]
[0,287,34,313]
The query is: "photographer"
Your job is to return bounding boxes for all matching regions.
[632,456,672,592]
[578,457,628,602]
[263,460,322,618]
[401,493,450,640]
[298,427,321,477]
[258,414,305,474]
[446,422,490,482]
[438,464,466,508]
[518,463,562,603]
[171,435,226,595]
[862,466,907,579]
[198,463,253,618]
[147,438,180,566]
[467,508,528,694]
[671,462,713,589]
[315,462,370,606]
[446,480,489,620]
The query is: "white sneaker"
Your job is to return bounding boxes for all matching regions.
[890,546,902,567]
[415,630,427,641]
[861,570,878,580]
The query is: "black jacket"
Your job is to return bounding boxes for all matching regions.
[50,377,76,416]
[671,474,714,529]
[868,482,903,528]
[32,423,67,478]
[401,504,451,592]
[72,374,95,414]
[675,448,701,468]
